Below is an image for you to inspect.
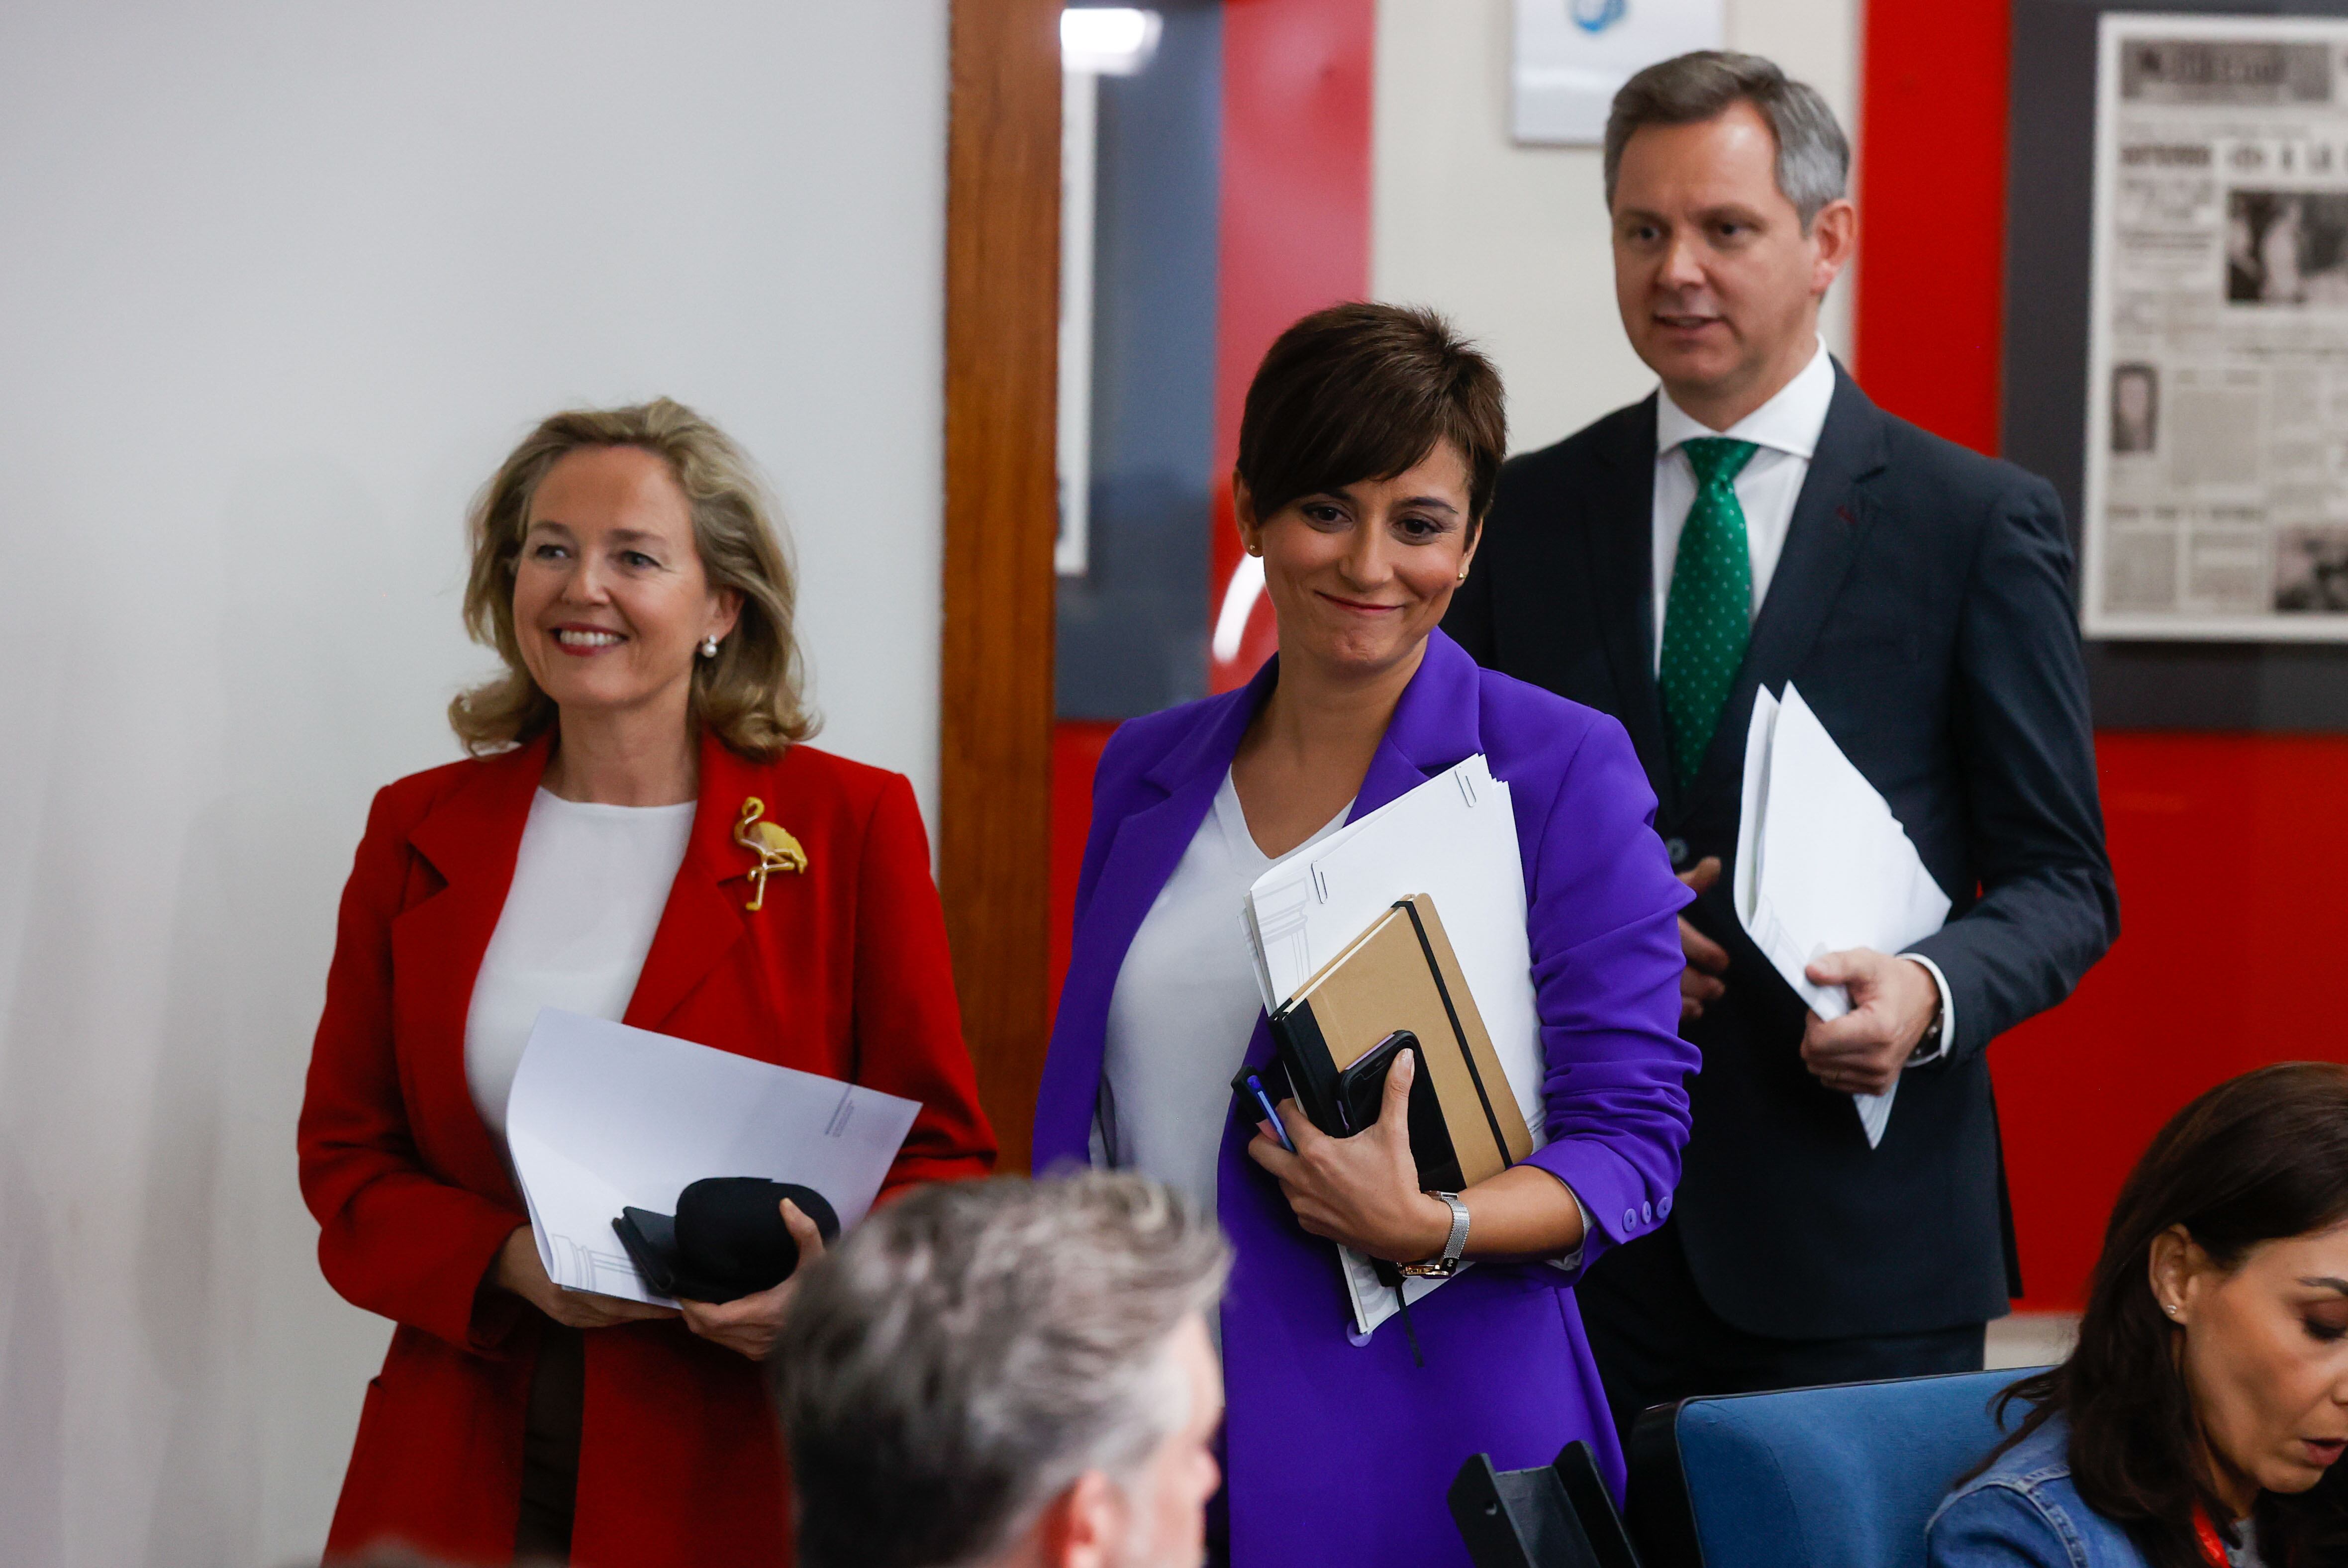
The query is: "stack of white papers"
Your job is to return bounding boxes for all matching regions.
[505,1009,919,1306]
[1242,756,1541,1339]
[1733,685,1951,1148]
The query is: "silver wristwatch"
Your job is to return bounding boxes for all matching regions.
[1400,1191,1470,1278]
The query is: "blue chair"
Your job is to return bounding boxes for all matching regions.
[1624,1367,2046,1568]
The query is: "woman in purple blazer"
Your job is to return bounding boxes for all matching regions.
[1033,303,1696,1566]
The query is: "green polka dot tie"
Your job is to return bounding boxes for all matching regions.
[1659,436,1760,791]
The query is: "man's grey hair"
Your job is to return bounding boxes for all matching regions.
[773,1173,1231,1568]
[1604,51,1850,228]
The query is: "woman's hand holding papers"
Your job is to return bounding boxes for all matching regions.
[493,1226,681,1328]
[1247,1050,1594,1264]
[491,1198,832,1354]
[1247,1050,1453,1263]
[675,1198,828,1361]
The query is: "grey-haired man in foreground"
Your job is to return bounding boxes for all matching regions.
[773,1173,1230,1568]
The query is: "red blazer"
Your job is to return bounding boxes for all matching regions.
[297,731,995,1568]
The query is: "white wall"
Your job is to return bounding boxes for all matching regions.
[0,3,947,1562]
[1372,0,1861,453]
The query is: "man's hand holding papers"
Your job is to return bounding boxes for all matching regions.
[1798,948,1944,1097]
[1733,684,1953,1147]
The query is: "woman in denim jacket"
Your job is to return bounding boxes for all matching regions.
[1929,1064,2348,1568]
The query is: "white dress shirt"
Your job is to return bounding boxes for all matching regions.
[1649,339,1957,1066]
[1651,337,1837,667]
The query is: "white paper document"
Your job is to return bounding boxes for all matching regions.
[1243,755,1543,1339]
[504,1008,919,1306]
[1734,685,1951,1148]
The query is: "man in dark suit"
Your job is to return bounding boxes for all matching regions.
[1445,52,2117,1434]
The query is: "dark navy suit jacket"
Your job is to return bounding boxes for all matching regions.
[1445,364,2118,1339]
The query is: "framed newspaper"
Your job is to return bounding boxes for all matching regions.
[2084,14,2348,640]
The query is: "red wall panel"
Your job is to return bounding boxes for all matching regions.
[1997,737,2348,1309]
[1206,0,1375,692]
[1854,0,2011,452]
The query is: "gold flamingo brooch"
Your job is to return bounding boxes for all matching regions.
[732,797,808,912]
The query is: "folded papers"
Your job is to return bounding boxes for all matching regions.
[505,1009,917,1306]
[1733,685,1951,1148]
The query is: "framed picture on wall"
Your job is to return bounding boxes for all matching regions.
[1510,0,1724,145]
[2081,13,2348,640]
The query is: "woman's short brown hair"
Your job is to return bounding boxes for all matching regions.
[450,397,817,760]
[1235,302,1507,529]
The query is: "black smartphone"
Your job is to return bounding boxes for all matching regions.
[1334,1031,1465,1190]
[1335,1030,1419,1134]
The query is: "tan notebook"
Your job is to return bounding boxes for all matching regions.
[1268,893,1533,1189]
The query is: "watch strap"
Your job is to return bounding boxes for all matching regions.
[1438,1191,1470,1261]
[1400,1192,1470,1277]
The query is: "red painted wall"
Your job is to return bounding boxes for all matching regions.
[1858,1,2348,1310]
[1207,0,1376,692]
[1854,1,2011,450]
[1997,736,2348,1307]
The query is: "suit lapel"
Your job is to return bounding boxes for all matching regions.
[394,736,550,1204]
[1067,663,1277,1035]
[1041,638,1489,1162]
[1072,638,1482,1074]
[1077,782,1224,994]
[1579,397,1672,809]
[624,730,752,1031]
[1357,628,1486,812]
[1684,364,1890,803]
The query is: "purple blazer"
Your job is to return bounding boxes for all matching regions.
[1034,629,1697,1567]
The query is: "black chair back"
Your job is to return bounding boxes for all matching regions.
[1451,1439,1643,1568]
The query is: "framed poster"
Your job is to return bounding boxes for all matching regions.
[2083,13,2348,639]
[1512,0,1724,145]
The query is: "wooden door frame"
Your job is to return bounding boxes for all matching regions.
[940,0,1060,1170]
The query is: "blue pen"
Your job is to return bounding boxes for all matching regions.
[1245,1073,1296,1153]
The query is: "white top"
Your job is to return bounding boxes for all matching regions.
[1650,338,1958,1065]
[464,788,696,1150]
[1651,337,1837,668]
[1099,773,1351,1229]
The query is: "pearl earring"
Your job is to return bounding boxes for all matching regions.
[700,635,719,658]
[2165,1304,2180,1316]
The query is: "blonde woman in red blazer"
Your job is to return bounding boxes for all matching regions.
[297,399,993,1568]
